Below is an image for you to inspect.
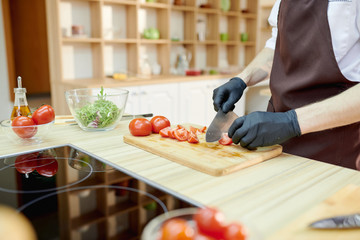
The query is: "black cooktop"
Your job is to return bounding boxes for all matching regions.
[0,145,198,240]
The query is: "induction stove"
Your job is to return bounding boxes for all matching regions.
[0,145,200,240]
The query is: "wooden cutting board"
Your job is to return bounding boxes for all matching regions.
[269,184,360,240]
[123,129,282,176]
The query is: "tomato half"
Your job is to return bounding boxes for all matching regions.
[129,118,152,136]
[32,105,55,125]
[159,126,172,138]
[194,207,227,239]
[11,116,38,139]
[150,116,171,133]
[36,155,58,177]
[174,128,189,141]
[14,153,39,175]
[224,222,247,240]
[219,133,233,145]
[160,218,195,240]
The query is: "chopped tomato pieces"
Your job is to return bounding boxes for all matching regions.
[219,133,233,145]
[187,131,199,144]
[174,128,189,141]
[159,126,172,138]
[200,126,207,133]
[168,128,177,139]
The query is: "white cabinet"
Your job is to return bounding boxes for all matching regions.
[179,79,228,126]
[124,83,179,123]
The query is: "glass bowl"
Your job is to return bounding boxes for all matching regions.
[0,119,54,145]
[141,208,260,240]
[65,88,129,131]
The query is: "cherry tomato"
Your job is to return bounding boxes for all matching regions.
[11,116,37,139]
[194,207,227,239]
[224,222,248,240]
[14,153,39,175]
[36,155,58,177]
[187,131,199,144]
[32,105,55,125]
[159,126,172,138]
[150,116,171,133]
[129,118,152,136]
[160,218,195,240]
[174,128,189,141]
[219,133,233,145]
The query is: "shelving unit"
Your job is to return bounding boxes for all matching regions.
[46,0,258,114]
[56,146,191,240]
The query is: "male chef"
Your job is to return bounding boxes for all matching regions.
[213,0,360,170]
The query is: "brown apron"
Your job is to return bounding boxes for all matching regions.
[267,0,360,170]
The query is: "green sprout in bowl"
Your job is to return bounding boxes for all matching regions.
[75,87,121,128]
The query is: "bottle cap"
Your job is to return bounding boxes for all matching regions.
[14,76,26,94]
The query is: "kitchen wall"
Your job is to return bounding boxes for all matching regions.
[0,1,13,121]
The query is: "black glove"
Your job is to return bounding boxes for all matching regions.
[228,110,301,149]
[213,77,247,113]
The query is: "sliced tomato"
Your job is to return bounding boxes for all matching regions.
[159,126,172,138]
[168,128,177,139]
[224,222,248,240]
[174,128,189,141]
[189,126,200,134]
[177,125,185,130]
[200,126,207,133]
[219,133,233,145]
[187,131,199,144]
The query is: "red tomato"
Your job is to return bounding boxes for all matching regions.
[129,118,152,136]
[36,155,58,177]
[187,131,199,144]
[32,105,55,125]
[168,128,177,139]
[194,207,227,239]
[159,126,172,138]
[14,153,39,175]
[174,128,189,141]
[224,222,248,240]
[150,116,171,133]
[219,133,233,145]
[160,218,195,240]
[193,233,216,240]
[11,116,37,139]
[200,126,207,133]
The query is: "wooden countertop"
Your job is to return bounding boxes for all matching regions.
[1,120,360,239]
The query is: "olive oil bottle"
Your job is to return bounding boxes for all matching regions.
[10,76,31,120]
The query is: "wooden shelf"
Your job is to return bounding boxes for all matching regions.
[47,0,259,114]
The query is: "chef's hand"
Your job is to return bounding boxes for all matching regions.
[228,110,301,149]
[213,77,247,113]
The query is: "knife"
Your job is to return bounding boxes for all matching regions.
[309,213,360,229]
[205,109,239,142]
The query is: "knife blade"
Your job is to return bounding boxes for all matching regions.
[205,110,239,142]
[309,213,360,229]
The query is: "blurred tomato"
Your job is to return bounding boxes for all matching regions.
[187,131,199,144]
[160,218,195,240]
[11,116,37,138]
[219,133,233,145]
[32,105,55,125]
[174,128,189,141]
[150,116,171,133]
[224,222,247,240]
[194,207,227,239]
[36,155,58,177]
[14,153,39,175]
[129,118,152,136]
[159,126,172,137]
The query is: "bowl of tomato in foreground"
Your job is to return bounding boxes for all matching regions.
[141,207,261,240]
[0,119,54,145]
